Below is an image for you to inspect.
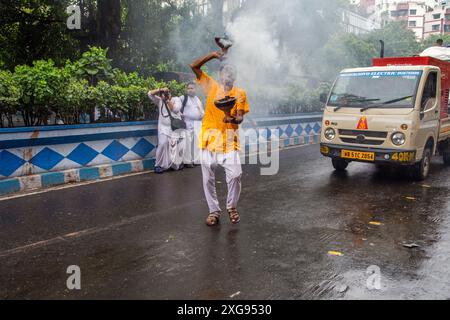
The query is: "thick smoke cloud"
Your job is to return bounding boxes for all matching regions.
[172,0,346,113]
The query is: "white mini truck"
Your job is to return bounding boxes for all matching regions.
[320,56,450,180]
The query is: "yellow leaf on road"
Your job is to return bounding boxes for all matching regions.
[328,251,343,257]
[369,221,382,226]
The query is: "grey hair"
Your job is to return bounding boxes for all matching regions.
[219,63,237,80]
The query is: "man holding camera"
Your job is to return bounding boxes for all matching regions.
[190,51,250,227]
[148,87,185,174]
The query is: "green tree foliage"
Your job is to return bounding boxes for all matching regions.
[316,33,378,80]
[0,70,21,127]
[13,59,69,126]
[421,34,450,50]
[0,47,187,127]
[2,1,449,118]
[365,21,421,57]
[71,46,114,85]
[0,0,78,70]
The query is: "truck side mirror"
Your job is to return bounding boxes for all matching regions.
[319,93,328,104]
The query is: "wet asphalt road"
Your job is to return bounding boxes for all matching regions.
[1,144,450,300]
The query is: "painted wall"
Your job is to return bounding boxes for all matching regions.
[0,122,158,180]
[0,113,323,196]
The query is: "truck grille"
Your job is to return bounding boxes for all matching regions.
[340,137,384,146]
[338,129,387,146]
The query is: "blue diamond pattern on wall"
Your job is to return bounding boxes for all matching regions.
[305,124,313,135]
[0,150,26,177]
[285,124,294,138]
[131,138,155,158]
[295,125,304,136]
[67,143,99,166]
[313,123,321,133]
[102,140,129,161]
[31,147,64,170]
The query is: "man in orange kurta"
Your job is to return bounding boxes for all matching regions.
[191,51,250,226]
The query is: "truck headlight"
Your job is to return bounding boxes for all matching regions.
[324,128,336,140]
[391,132,406,146]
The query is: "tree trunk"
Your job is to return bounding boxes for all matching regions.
[97,0,122,55]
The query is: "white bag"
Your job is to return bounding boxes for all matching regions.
[420,47,450,61]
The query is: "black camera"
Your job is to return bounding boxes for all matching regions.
[159,89,171,100]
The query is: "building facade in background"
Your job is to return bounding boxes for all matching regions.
[361,0,450,40]
[342,9,381,34]
[423,4,450,37]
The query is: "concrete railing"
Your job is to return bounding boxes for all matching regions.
[0,113,323,196]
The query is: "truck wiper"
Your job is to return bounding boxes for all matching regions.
[360,95,413,112]
[333,95,379,112]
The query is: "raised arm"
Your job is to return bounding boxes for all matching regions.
[149,87,173,97]
[190,51,224,79]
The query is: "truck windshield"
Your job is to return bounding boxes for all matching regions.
[328,71,422,109]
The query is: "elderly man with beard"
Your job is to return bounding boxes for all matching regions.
[191,51,250,227]
[179,82,205,168]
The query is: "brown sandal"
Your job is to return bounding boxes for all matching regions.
[227,208,240,224]
[206,212,220,226]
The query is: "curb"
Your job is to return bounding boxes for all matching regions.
[0,158,156,197]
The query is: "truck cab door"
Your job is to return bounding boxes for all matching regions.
[418,70,440,155]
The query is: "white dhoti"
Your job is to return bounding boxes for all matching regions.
[156,131,185,171]
[180,95,204,165]
[200,149,242,214]
[183,129,195,165]
[149,93,186,171]
[183,124,202,165]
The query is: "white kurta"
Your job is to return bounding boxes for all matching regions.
[180,95,204,130]
[148,93,185,171]
[179,95,204,164]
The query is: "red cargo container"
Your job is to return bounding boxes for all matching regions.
[373,56,450,119]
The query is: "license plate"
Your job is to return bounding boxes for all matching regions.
[341,150,375,161]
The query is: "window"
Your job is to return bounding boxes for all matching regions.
[421,72,437,111]
[432,24,440,31]
[409,20,417,27]
[410,9,417,15]
[328,71,422,109]
[391,9,408,17]
[433,13,441,19]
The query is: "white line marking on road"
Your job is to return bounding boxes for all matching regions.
[0,199,203,258]
[0,171,151,202]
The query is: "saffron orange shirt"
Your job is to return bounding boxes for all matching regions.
[197,72,250,153]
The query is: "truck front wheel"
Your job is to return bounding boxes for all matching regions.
[332,158,349,172]
[411,147,432,180]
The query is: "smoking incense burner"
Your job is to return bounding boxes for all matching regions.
[215,35,233,61]
[214,96,236,117]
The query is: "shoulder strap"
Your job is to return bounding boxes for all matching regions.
[181,95,188,114]
[162,100,173,119]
